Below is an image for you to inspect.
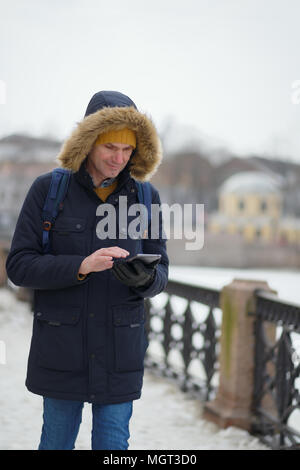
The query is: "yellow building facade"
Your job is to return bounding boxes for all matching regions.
[209,171,300,245]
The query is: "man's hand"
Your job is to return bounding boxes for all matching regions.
[78,247,129,275]
[112,259,156,288]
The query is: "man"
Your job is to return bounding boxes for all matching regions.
[6,90,169,450]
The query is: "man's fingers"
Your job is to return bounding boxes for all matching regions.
[112,265,127,282]
[98,247,130,258]
[105,246,129,252]
[114,262,133,277]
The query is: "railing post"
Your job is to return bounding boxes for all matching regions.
[203,278,277,431]
[0,248,7,287]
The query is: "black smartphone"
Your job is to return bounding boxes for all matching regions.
[121,253,161,266]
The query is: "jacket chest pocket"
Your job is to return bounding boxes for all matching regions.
[51,216,87,255]
[112,304,149,373]
[35,306,84,371]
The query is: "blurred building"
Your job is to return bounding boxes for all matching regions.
[0,135,60,241]
[208,171,300,245]
[0,161,57,241]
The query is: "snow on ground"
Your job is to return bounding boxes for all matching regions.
[0,287,268,450]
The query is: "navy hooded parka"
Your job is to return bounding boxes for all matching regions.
[6,91,169,404]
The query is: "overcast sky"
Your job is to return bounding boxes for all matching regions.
[1,0,300,161]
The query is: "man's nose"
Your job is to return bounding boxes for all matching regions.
[113,150,124,163]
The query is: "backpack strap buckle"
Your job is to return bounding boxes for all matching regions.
[43,221,52,231]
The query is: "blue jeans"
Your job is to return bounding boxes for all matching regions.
[38,397,133,450]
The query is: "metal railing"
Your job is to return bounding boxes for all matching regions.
[251,289,300,450]
[144,280,221,401]
[144,280,300,450]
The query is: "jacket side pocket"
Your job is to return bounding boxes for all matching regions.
[112,304,148,373]
[35,306,84,371]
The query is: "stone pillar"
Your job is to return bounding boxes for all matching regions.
[0,248,7,287]
[203,278,277,431]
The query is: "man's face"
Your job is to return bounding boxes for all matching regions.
[87,142,134,180]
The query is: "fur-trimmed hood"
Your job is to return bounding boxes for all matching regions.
[55,91,162,182]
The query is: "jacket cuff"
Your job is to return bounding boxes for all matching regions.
[77,272,87,281]
[74,257,91,284]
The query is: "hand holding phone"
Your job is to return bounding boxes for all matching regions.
[112,254,161,287]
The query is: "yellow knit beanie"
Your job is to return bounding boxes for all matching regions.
[95,127,136,148]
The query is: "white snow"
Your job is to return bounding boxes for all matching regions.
[0,282,270,450]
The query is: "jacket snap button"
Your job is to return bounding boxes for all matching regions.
[76,224,82,229]
[36,312,42,317]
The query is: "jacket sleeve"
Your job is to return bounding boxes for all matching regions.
[130,185,169,299]
[5,174,90,290]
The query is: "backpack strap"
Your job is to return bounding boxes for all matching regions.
[42,168,71,253]
[135,181,152,248]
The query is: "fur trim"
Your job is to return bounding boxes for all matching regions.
[55,106,162,181]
